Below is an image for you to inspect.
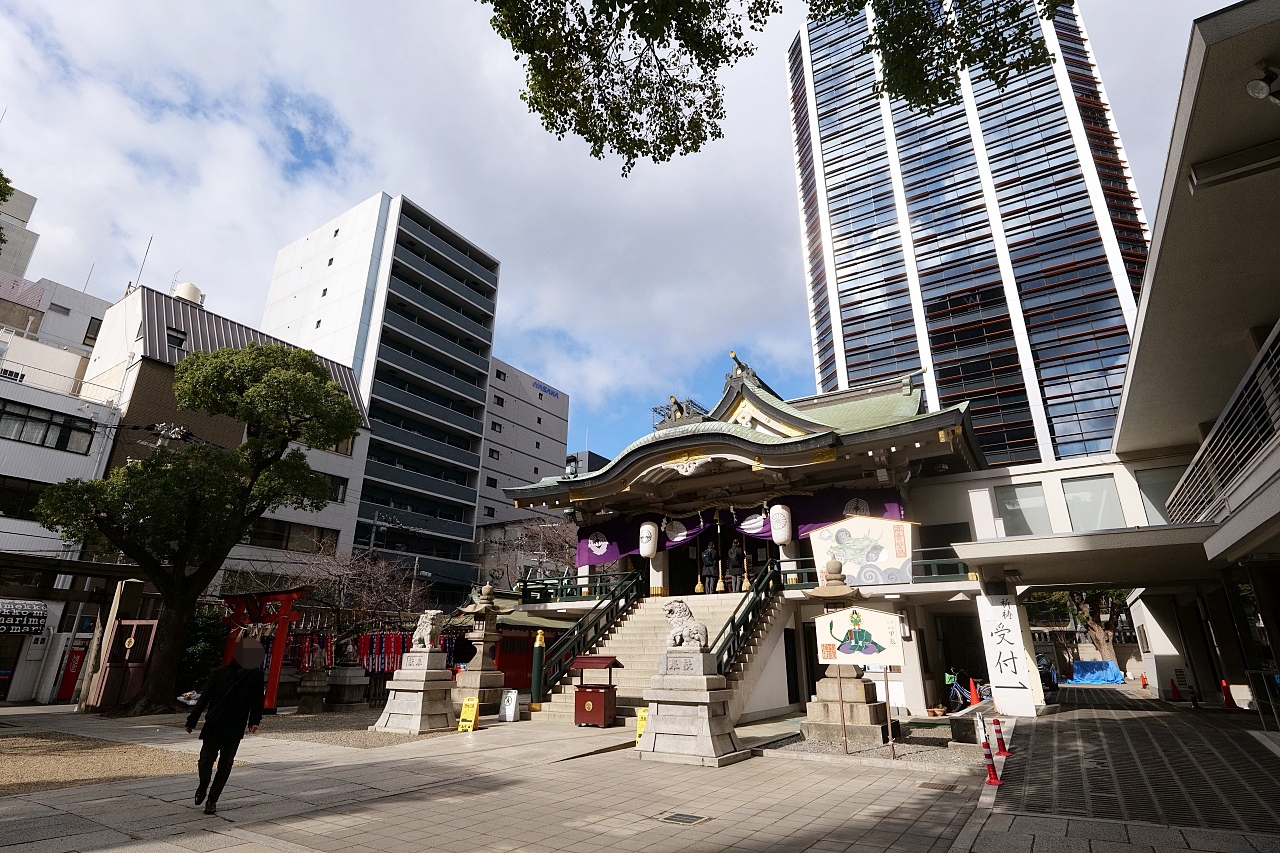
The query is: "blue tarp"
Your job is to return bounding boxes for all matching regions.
[1063,660,1125,684]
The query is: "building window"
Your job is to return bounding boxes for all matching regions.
[533,466,539,475]
[493,394,505,407]
[333,229,339,237]
[327,257,334,267]
[326,435,355,455]
[483,506,496,518]
[495,369,507,381]
[491,421,502,433]
[166,327,187,349]
[0,401,95,454]
[1135,466,1187,526]
[48,303,71,316]
[1063,475,1127,532]
[535,441,540,449]
[83,317,102,346]
[538,393,543,400]
[327,475,348,504]
[486,476,498,488]
[536,417,542,424]
[993,484,1053,536]
[315,320,322,329]
[0,476,50,521]
[243,518,338,553]
[489,448,500,460]
[321,288,328,297]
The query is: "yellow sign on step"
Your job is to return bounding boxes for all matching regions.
[457,696,479,732]
[635,707,649,745]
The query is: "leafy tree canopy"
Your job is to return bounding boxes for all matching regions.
[35,344,364,714]
[483,0,1070,174]
[0,166,12,251]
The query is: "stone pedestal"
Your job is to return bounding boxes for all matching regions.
[296,669,328,715]
[325,665,370,713]
[371,650,456,734]
[636,649,750,767]
[801,665,898,744]
[452,667,505,716]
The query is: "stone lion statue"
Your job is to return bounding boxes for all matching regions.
[411,609,446,650]
[664,600,709,651]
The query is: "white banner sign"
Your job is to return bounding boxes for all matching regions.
[975,594,1031,690]
[815,606,905,668]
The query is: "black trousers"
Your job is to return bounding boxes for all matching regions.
[197,736,241,803]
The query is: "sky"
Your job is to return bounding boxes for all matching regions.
[0,0,1226,459]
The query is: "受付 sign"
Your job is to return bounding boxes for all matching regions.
[976,595,1030,690]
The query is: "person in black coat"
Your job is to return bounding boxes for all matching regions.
[726,540,745,593]
[186,637,265,815]
[700,544,719,593]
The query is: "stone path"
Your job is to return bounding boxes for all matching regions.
[992,687,1280,834]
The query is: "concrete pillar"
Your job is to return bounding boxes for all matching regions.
[895,607,929,715]
[968,489,998,539]
[649,551,669,596]
[1130,593,1189,699]
[1203,584,1252,706]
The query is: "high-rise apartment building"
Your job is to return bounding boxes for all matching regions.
[262,193,499,593]
[788,2,1147,464]
[476,358,569,526]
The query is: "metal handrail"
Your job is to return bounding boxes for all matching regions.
[1167,319,1280,523]
[519,569,633,605]
[709,560,785,676]
[539,568,645,694]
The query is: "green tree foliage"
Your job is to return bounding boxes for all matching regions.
[0,166,13,252]
[1026,587,1129,664]
[175,605,231,696]
[36,344,363,715]
[482,0,1071,174]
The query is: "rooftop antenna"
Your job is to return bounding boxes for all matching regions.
[82,261,94,292]
[133,235,153,292]
[0,107,7,126]
[169,270,182,293]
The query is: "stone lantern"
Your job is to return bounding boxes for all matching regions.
[451,584,511,715]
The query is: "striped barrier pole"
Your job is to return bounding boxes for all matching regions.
[993,718,1011,757]
[982,740,1003,786]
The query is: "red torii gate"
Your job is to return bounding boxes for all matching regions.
[220,587,309,712]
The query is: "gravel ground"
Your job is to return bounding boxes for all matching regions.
[0,731,195,796]
[164,706,460,749]
[763,723,985,769]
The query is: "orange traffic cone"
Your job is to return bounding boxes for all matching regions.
[1169,678,1182,702]
[970,677,980,707]
[1140,673,1148,690]
[993,718,1012,757]
[1221,680,1238,710]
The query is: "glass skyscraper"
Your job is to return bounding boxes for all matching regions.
[788,2,1147,465]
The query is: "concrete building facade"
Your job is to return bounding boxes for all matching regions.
[261,193,500,594]
[476,358,569,526]
[0,188,40,279]
[788,2,1147,466]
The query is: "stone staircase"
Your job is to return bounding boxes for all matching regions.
[534,591,786,726]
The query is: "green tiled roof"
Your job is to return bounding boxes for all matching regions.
[801,387,926,433]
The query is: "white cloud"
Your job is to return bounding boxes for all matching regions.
[0,0,1230,455]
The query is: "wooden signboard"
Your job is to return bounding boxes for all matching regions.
[457,696,479,732]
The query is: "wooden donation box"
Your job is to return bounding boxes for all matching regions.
[570,655,623,728]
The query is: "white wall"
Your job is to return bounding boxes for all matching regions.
[260,192,392,391]
[6,601,65,702]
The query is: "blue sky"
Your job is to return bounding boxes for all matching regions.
[0,1,1227,459]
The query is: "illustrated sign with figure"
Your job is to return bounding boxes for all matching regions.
[815,606,905,668]
[809,515,916,586]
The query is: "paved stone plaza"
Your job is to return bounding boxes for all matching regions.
[1,691,1278,853]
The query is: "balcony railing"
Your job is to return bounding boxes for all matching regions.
[1167,321,1280,524]
[517,569,634,605]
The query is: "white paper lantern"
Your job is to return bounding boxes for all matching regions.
[639,520,660,559]
[769,504,793,545]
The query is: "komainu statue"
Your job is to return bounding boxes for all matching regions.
[411,609,446,650]
[664,600,709,651]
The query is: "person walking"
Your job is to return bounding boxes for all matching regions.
[726,539,745,593]
[186,637,265,815]
[700,543,719,594]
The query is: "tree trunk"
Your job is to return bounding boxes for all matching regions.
[116,588,197,717]
[1085,622,1117,664]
